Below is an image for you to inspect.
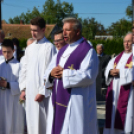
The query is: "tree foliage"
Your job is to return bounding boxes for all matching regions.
[8,0,77,27]
[126,5,132,18]
[8,2,131,39]
[107,18,131,37]
[82,18,106,39]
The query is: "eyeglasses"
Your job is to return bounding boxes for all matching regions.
[53,38,64,44]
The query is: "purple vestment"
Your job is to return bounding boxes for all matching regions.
[105,51,132,130]
[52,40,92,134]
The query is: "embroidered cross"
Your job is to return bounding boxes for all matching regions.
[113,63,117,69]
[68,64,75,70]
[126,62,133,68]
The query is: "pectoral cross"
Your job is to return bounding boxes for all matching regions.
[126,62,133,68]
[113,63,117,69]
[68,64,75,70]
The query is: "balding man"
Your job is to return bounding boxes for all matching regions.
[26,38,35,46]
[103,32,133,134]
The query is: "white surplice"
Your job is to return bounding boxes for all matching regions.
[103,52,133,134]
[19,37,56,134]
[44,38,99,134]
[0,58,24,134]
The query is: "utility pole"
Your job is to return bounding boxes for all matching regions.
[0,0,2,29]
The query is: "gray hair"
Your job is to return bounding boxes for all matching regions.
[62,17,82,33]
[26,38,35,45]
[96,44,104,49]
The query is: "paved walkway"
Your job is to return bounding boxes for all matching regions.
[97,101,105,134]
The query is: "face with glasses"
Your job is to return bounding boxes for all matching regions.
[123,33,132,53]
[54,33,66,50]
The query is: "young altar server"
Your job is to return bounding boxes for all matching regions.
[0,39,24,134]
[19,17,56,134]
[103,32,133,134]
[44,17,99,134]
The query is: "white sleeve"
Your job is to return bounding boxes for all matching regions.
[105,58,115,85]
[44,54,57,97]
[119,68,133,86]
[10,64,20,95]
[38,44,56,95]
[62,49,99,88]
[19,50,27,92]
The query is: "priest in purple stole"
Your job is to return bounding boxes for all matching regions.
[103,32,133,134]
[44,17,99,134]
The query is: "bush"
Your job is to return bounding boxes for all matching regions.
[90,38,123,55]
[19,39,27,49]
[18,38,124,56]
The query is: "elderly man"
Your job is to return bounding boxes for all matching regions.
[53,30,66,52]
[44,17,99,134]
[96,44,111,101]
[19,17,56,134]
[103,33,133,134]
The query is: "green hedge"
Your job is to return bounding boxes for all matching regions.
[90,38,124,55]
[18,38,124,55]
[19,39,27,49]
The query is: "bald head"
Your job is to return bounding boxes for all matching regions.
[27,38,35,47]
[123,32,132,53]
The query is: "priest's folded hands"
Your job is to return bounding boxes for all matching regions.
[50,65,63,79]
[110,69,119,77]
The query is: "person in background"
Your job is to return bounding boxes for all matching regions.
[26,38,35,46]
[96,44,111,101]
[12,38,22,61]
[53,30,66,52]
[0,39,24,134]
[103,33,133,134]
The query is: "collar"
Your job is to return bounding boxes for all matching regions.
[36,36,47,44]
[5,57,14,64]
[69,38,84,47]
[97,53,104,57]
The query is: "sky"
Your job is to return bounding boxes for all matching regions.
[1,0,132,28]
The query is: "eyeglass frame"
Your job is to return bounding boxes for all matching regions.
[53,38,64,44]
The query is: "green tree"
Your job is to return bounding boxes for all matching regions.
[82,18,106,39]
[8,0,77,27]
[107,18,131,37]
[8,18,14,24]
[126,5,132,19]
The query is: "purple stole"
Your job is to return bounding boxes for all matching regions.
[52,40,92,134]
[105,51,132,130]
